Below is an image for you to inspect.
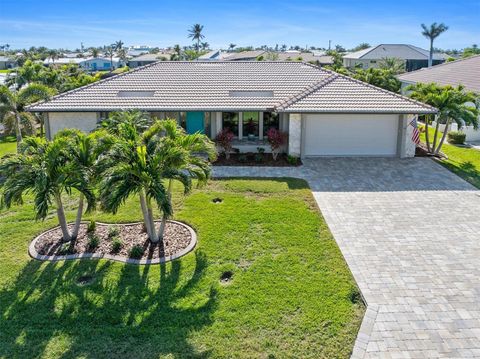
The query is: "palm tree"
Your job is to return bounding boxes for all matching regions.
[55,128,115,239]
[408,83,479,154]
[114,40,124,51]
[228,43,236,52]
[171,44,182,61]
[378,57,406,74]
[201,42,209,51]
[0,84,56,150]
[47,49,59,65]
[0,136,96,241]
[117,48,128,67]
[105,46,115,71]
[155,120,216,240]
[421,23,448,67]
[91,48,99,58]
[188,24,205,53]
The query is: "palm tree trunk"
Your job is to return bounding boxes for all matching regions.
[158,179,173,241]
[71,193,84,240]
[54,192,72,242]
[429,39,433,67]
[434,119,451,155]
[140,191,158,242]
[424,115,431,153]
[14,111,23,152]
[432,117,441,153]
[146,197,159,243]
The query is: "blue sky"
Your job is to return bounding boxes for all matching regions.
[0,0,478,50]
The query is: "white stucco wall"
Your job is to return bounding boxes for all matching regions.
[288,113,302,156]
[432,120,480,142]
[47,112,98,138]
[403,115,416,158]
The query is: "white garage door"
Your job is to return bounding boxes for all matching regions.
[304,114,399,156]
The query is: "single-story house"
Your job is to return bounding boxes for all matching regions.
[343,44,446,72]
[43,57,85,66]
[128,53,171,68]
[398,55,480,141]
[27,61,435,158]
[223,50,266,61]
[81,57,122,71]
[198,50,227,61]
[275,50,334,66]
[0,56,16,70]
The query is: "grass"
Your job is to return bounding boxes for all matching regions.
[420,127,480,189]
[0,69,12,74]
[0,135,16,157]
[0,174,364,358]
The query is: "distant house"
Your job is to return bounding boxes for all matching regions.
[343,44,446,72]
[128,45,156,57]
[223,50,266,61]
[398,55,480,141]
[197,50,227,61]
[128,53,170,68]
[43,58,84,66]
[0,56,16,70]
[81,57,122,71]
[276,50,333,66]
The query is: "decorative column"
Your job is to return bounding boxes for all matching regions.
[288,113,302,157]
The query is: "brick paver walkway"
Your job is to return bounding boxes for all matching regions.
[214,158,480,358]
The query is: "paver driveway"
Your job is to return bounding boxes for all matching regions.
[214,158,480,358]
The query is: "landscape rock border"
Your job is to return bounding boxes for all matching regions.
[29,220,197,265]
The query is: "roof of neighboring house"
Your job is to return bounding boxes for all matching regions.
[27,61,435,114]
[130,53,171,62]
[275,51,333,65]
[0,56,15,62]
[223,50,266,61]
[397,55,480,93]
[198,50,225,60]
[343,44,445,61]
[43,57,85,65]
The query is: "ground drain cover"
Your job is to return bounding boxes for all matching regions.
[212,197,223,203]
[76,275,94,286]
[220,271,233,284]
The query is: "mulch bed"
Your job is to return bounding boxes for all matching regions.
[34,221,192,260]
[213,153,301,167]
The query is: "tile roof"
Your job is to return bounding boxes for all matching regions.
[344,44,445,61]
[223,50,266,61]
[27,61,436,114]
[397,55,480,93]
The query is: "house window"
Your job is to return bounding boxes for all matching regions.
[179,112,186,129]
[242,112,259,138]
[222,112,239,137]
[263,112,279,136]
[104,62,110,68]
[204,112,212,138]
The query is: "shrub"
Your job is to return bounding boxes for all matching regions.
[447,131,466,144]
[111,237,123,253]
[129,245,144,259]
[257,147,265,154]
[238,154,248,163]
[58,242,74,255]
[287,155,299,165]
[266,128,287,161]
[86,220,96,233]
[87,234,100,250]
[216,129,235,159]
[108,225,120,238]
[255,153,263,163]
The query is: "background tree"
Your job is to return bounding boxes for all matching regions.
[0,136,96,241]
[171,44,182,61]
[114,40,124,51]
[0,84,56,149]
[421,22,449,67]
[378,57,406,74]
[352,68,401,93]
[105,46,115,71]
[188,24,205,53]
[47,49,59,65]
[351,43,371,51]
[462,44,480,58]
[91,48,100,58]
[408,83,479,154]
[228,43,236,52]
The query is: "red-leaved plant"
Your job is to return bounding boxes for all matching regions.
[266,128,287,161]
[216,129,235,159]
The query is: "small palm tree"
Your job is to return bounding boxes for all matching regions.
[408,83,479,154]
[0,84,56,150]
[114,40,124,51]
[105,46,115,71]
[228,43,236,52]
[91,48,99,58]
[171,44,182,61]
[188,24,205,53]
[0,136,96,241]
[201,42,209,51]
[421,23,448,67]
[47,49,59,65]
[378,57,405,74]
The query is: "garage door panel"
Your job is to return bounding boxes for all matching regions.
[304,114,399,156]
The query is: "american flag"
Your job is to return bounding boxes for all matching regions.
[410,117,420,145]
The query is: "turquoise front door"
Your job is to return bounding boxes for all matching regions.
[186,112,204,134]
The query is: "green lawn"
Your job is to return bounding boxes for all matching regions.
[0,135,16,157]
[420,129,480,189]
[0,69,12,73]
[0,172,364,358]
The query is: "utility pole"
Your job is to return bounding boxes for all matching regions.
[328,40,331,51]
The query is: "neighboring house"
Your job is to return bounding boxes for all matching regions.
[27,61,435,158]
[43,57,84,66]
[128,45,156,57]
[343,44,446,72]
[223,50,266,61]
[128,53,170,68]
[276,50,334,66]
[0,56,16,70]
[398,55,480,141]
[81,57,122,71]
[198,50,227,61]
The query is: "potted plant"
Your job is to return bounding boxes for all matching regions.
[216,128,235,159]
[266,128,287,161]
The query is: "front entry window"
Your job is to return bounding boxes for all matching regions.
[242,112,259,137]
[263,112,279,136]
[222,112,239,137]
